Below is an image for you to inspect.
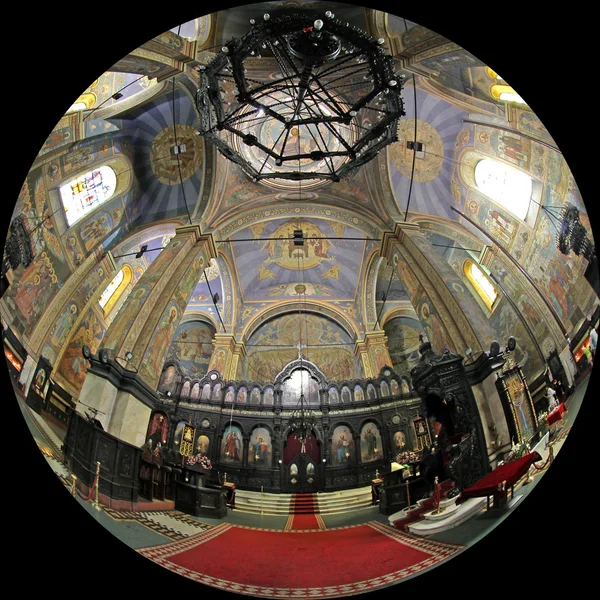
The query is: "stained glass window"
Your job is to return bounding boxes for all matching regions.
[98,269,124,310]
[59,166,117,226]
[474,159,532,221]
[464,260,498,311]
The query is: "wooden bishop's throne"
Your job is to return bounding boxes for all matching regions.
[409,337,490,496]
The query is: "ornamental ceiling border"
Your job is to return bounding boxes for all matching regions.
[215,253,235,327]
[240,300,360,345]
[409,215,486,252]
[364,252,384,327]
[179,310,219,332]
[94,79,169,121]
[379,301,421,329]
[419,76,504,118]
[216,205,380,241]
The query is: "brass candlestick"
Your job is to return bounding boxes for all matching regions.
[432,476,446,515]
[91,461,102,511]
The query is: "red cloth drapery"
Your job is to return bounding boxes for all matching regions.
[547,403,566,426]
[456,451,542,504]
[283,432,320,464]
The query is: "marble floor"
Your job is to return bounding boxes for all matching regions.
[8,374,593,597]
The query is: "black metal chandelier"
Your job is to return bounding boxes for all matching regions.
[289,388,317,451]
[196,9,405,183]
[556,202,596,262]
[3,214,34,273]
[288,279,317,451]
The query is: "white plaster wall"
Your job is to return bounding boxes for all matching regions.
[559,345,577,387]
[471,373,510,467]
[76,372,118,431]
[108,390,152,447]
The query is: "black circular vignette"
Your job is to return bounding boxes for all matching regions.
[5,2,594,598]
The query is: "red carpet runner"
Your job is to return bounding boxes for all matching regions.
[285,493,325,530]
[138,521,464,597]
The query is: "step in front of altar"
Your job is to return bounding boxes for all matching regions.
[235,489,293,515]
[407,497,487,536]
[234,486,372,515]
[316,486,372,514]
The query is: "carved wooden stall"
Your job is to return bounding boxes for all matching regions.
[408,339,490,494]
[63,411,142,505]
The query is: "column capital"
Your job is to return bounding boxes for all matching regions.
[174,225,218,261]
[380,221,422,261]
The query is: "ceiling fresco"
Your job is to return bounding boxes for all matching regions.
[113,87,204,225]
[229,217,367,302]
[388,87,469,219]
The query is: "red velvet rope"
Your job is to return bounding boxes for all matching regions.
[76,472,99,501]
[531,454,552,471]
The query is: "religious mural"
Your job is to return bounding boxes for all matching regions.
[331,425,354,466]
[230,217,366,301]
[159,365,177,393]
[245,313,355,382]
[102,284,151,351]
[221,425,243,463]
[224,386,235,403]
[360,423,384,463]
[186,258,224,316]
[173,420,188,453]
[341,386,351,403]
[392,430,407,454]
[263,387,274,405]
[55,307,105,393]
[384,315,424,377]
[4,172,71,337]
[166,320,216,379]
[195,434,210,455]
[248,427,272,467]
[139,302,180,383]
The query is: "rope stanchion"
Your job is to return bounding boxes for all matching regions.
[532,443,554,471]
[76,461,102,510]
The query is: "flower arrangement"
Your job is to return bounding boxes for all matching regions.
[186,453,212,470]
[505,441,529,463]
[395,450,421,465]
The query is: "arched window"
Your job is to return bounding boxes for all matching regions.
[67,92,97,113]
[485,68,527,106]
[490,84,526,105]
[464,259,498,311]
[98,265,133,315]
[59,165,117,226]
[474,158,532,221]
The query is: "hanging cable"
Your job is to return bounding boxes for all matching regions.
[83,73,148,121]
[402,18,419,222]
[171,77,193,225]
[201,267,227,333]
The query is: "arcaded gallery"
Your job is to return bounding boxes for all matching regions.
[2,2,597,597]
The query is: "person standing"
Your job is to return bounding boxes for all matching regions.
[589,326,598,358]
[547,384,557,411]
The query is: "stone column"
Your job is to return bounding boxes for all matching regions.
[77,226,217,445]
[381,221,489,356]
[208,334,246,380]
[364,331,393,377]
[102,225,217,388]
[354,339,372,378]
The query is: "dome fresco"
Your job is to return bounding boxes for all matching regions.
[5,2,595,597]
